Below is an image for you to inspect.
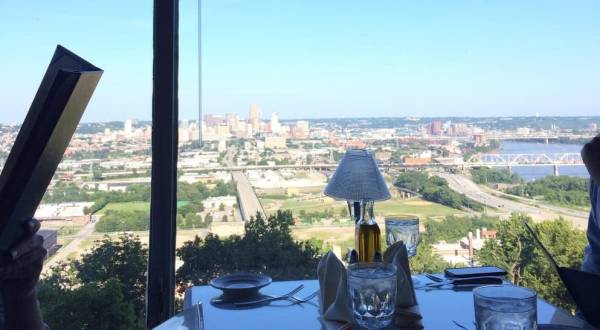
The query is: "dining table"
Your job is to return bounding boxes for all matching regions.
[183,275,593,329]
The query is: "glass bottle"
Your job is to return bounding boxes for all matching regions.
[353,200,381,263]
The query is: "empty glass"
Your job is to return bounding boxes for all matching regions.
[385,215,419,257]
[348,263,397,329]
[474,285,537,330]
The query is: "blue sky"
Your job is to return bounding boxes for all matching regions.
[1,1,599,123]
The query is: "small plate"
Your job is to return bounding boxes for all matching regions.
[210,272,272,302]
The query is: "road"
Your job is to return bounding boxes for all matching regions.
[233,171,266,221]
[43,220,97,272]
[436,172,588,229]
[225,148,265,221]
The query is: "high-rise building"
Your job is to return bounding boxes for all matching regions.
[291,120,309,139]
[270,112,280,134]
[249,104,260,134]
[124,119,133,137]
[216,124,230,138]
[428,120,443,136]
[205,114,225,126]
[226,113,239,132]
[296,120,309,132]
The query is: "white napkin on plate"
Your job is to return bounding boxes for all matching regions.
[317,252,354,330]
[384,241,423,329]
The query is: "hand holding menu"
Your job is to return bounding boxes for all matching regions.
[0,45,102,253]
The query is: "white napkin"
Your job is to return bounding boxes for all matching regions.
[384,242,423,329]
[317,252,354,330]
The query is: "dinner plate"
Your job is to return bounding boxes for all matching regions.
[209,272,272,302]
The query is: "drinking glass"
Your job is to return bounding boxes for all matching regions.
[474,285,537,330]
[348,263,397,329]
[384,215,419,257]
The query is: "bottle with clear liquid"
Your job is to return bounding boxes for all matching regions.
[352,200,381,263]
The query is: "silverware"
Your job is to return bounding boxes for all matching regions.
[425,276,503,288]
[234,284,304,307]
[424,273,445,282]
[285,290,319,304]
[452,320,472,330]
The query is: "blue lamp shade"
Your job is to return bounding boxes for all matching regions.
[324,149,391,201]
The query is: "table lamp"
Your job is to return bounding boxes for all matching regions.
[324,149,390,262]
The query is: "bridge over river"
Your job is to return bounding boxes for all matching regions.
[183,152,583,176]
[465,153,583,176]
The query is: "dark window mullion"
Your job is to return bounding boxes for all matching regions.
[147,0,179,327]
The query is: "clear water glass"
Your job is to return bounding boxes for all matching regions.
[385,216,419,257]
[348,263,397,329]
[474,285,537,330]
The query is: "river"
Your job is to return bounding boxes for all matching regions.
[499,141,588,181]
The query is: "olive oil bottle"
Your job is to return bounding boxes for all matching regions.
[353,200,381,262]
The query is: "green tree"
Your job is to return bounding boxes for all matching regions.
[477,214,587,312]
[38,278,138,330]
[74,234,147,320]
[424,215,498,243]
[38,234,147,329]
[188,213,203,228]
[92,167,103,180]
[95,210,150,232]
[42,182,93,204]
[176,210,322,288]
[394,172,484,211]
[177,214,188,229]
[505,176,589,207]
[409,240,448,274]
[210,180,237,197]
[471,167,521,184]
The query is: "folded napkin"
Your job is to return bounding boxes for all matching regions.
[318,245,423,330]
[317,252,354,330]
[384,242,423,329]
[383,241,417,307]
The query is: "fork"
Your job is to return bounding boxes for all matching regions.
[234,284,304,306]
[285,290,319,304]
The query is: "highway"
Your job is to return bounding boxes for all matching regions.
[436,172,588,229]
[226,148,265,221]
[233,171,266,221]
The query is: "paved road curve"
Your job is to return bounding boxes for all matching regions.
[42,220,97,273]
[436,172,588,229]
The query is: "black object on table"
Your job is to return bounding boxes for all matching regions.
[209,272,273,308]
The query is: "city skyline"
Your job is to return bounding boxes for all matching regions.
[1,1,600,124]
